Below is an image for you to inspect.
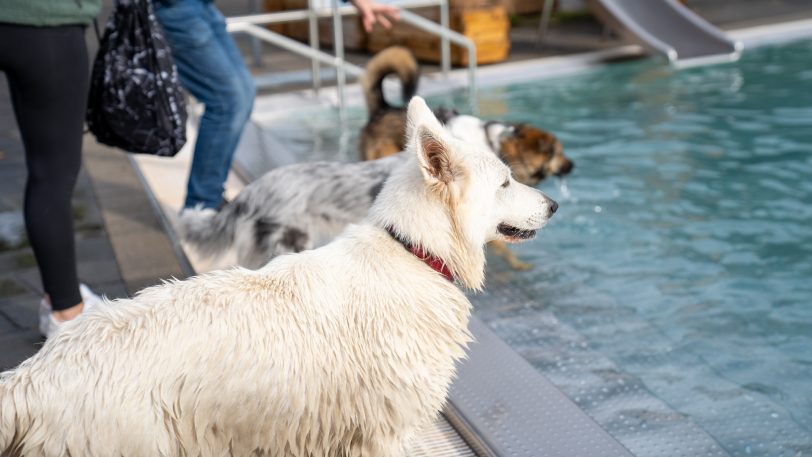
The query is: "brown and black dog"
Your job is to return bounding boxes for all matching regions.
[359,47,574,269]
[359,47,573,180]
[359,46,417,161]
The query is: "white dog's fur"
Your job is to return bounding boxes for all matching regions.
[0,98,557,457]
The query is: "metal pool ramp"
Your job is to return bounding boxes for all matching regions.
[434,317,635,457]
[586,0,742,67]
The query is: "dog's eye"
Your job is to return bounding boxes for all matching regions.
[501,178,510,188]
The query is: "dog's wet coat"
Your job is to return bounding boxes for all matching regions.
[0,97,556,457]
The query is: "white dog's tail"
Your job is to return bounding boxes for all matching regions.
[177,205,239,260]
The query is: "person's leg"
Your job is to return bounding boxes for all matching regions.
[155,0,256,210]
[202,0,256,182]
[0,24,87,313]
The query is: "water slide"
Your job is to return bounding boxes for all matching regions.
[587,0,743,66]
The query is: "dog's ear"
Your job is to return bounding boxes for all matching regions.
[416,126,456,184]
[407,97,458,185]
[406,96,443,139]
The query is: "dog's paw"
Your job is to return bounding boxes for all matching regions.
[508,258,534,271]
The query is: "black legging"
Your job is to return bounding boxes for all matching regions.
[0,23,89,311]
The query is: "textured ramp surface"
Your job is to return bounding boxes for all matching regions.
[468,279,733,457]
[447,317,634,457]
[409,416,478,457]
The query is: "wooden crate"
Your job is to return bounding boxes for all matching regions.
[448,0,502,11]
[285,16,368,50]
[366,6,439,52]
[263,0,289,34]
[412,40,509,65]
[504,0,552,15]
[367,6,510,66]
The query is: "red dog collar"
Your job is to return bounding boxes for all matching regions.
[386,226,454,282]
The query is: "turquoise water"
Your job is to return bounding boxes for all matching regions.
[252,39,812,456]
[436,40,812,456]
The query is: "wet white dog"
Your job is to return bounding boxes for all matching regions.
[0,97,557,457]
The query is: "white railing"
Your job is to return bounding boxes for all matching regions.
[226,0,477,115]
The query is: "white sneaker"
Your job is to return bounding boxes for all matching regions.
[38,284,105,339]
[37,297,51,337]
[179,205,218,219]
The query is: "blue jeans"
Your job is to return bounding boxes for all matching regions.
[155,0,256,209]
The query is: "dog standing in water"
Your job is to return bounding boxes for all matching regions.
[0,97,557,457]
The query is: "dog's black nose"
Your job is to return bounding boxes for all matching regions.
[559,160,574,175]
[550,200,558,214]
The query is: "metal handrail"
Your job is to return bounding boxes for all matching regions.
[232,0,454,77]
[229,0,449,24]
[226,22,365,77]
[398,9,477,103]
[226,0,478,114]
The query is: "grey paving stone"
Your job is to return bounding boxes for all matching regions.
[0,329,43,371]
[0,312,16,333]
[91,281,130,302]
[76,258,126,287]
[8,267,43,296]
[83,137,187,294]
[0,275,28,300]
[75,235,119,262]
[0,294,39,332]
[97,204,165,237]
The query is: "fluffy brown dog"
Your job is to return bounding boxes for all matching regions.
[359,46,417,161]
[359,48,573,180]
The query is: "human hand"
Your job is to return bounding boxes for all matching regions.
[349,0,400,32]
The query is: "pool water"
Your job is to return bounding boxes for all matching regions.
[444,40,812,456]
[245,39,812,456]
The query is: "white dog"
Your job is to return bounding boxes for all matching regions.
[0,97,557,457]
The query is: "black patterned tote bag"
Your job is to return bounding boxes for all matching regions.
[87,0,187,157]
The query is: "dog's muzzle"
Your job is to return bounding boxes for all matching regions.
[497,223,537,240]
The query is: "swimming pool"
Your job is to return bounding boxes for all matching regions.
[242,39,812,456]
[457,39,812,457]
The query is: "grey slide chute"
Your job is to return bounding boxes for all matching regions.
[587,0,742,65]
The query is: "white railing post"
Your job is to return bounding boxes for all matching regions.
[396,10,477,110]
[331,0,347,120]
[249,0,264,67]
[308,0,322,93]
[439,0,451,76]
